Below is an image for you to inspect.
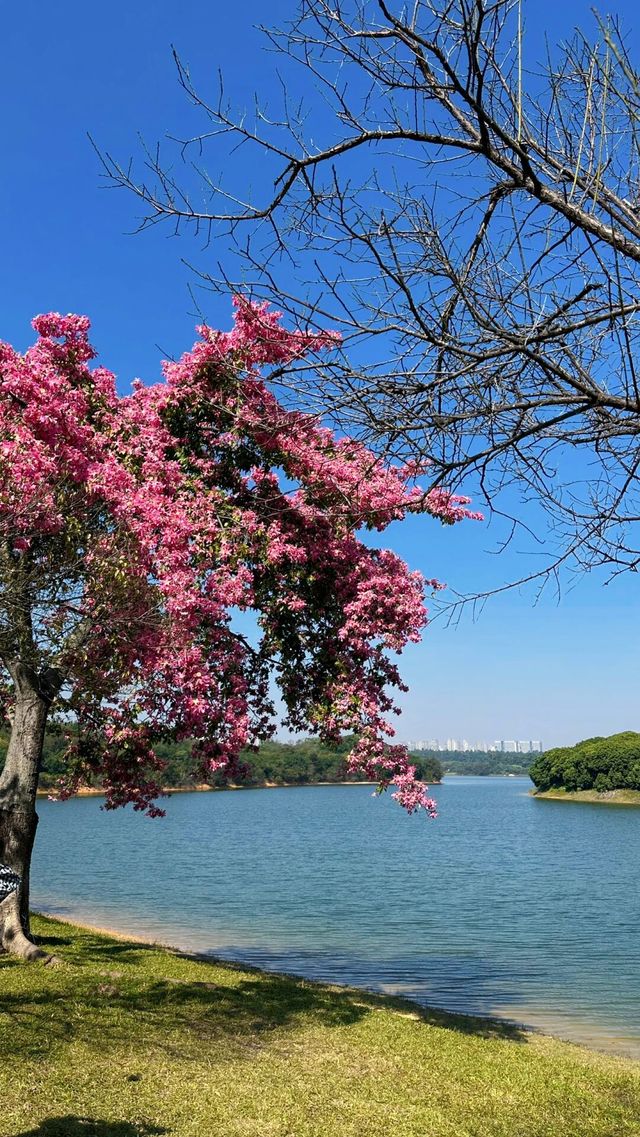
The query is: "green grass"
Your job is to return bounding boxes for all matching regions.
[1,916,640,1137]
[532,788,640,805]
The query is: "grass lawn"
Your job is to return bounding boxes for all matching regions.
[1,915,639,1137]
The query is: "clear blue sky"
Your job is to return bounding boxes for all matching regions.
[2,0,638,748]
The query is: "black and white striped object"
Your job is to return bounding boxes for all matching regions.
[0,863,21,901]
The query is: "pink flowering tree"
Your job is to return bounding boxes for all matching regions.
[0,299,480,959]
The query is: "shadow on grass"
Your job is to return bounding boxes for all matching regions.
[11,1120,167,1137]
[29,929,159,967]
[0,968,374,1061]
[0,917,528,1065]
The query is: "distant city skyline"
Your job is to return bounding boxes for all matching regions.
[405,739,543,755]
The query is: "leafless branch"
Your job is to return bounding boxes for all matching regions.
[98,0,640,594]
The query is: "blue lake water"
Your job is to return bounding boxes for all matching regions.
[31,777,640,1057]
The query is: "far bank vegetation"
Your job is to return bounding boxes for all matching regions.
[1,733,537,795]
[530,733,640,800]
[0,731,446,793]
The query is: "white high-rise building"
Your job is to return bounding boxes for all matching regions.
[404,736,542,753]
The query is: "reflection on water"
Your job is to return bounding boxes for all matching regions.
[32,778,640,1058]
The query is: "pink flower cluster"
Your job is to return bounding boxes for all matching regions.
[0,300,481,816]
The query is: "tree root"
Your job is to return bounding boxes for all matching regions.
[0,893,61,963]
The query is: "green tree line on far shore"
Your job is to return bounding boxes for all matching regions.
[529,732,640,793]
[0,730,538,790]
[411,750,532,777]
[0,731,446,792]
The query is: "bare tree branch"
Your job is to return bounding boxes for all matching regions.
[98,0,640,592]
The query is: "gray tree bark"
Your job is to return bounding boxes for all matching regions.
[0,664,55,960]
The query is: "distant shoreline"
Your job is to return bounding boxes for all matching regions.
[532,787,640,806]
[36,779,389,799]
[33,775,539,800]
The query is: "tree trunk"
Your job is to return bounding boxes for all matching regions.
[0,672,50,959]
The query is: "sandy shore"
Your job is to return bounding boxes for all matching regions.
[34,909,176,949]
[35,779,406,799]
[532,787,640,805]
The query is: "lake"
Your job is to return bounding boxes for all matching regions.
[31,777,640,1057]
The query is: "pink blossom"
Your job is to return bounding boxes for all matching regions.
[0,299,481,817]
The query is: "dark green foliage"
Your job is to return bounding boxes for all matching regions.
[233,735,359,787]
[0,731,444,791]
[410,755,445,783]
[529,732,640,792]
[215,737,442,788]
